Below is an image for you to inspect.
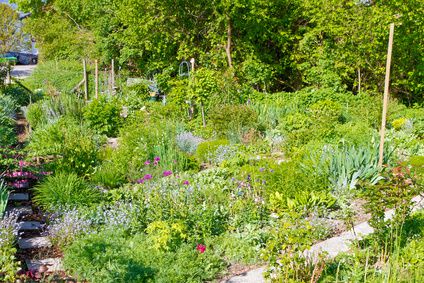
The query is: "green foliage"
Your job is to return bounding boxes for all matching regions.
[0,180,9,218]
[0,214,19,283]
[0,92,17,146]
[27,117,99,175]
[146,220,187,251]
[0,3,22,55]
[364,165,422,242]
[209,104,258,139]
[33,172,101,211]
[25,60,89,94]
[195,139,229,163]
[63,230,225,283]
[83,97,123,137]
[262,213,315,282]
[26,93,84,130]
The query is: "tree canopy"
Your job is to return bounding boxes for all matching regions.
[12,0,424,103]
[0,3,22,54]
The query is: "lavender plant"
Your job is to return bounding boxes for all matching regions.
[176,132,203,154]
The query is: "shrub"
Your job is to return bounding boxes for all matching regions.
[0,212,19,283]
[208,104,258,139]
[83,97,123,137]
[63,230,225,283]
[33,172,101,211]
[26,94,84,130]
[195,139,229,163]
[27,117,99,175]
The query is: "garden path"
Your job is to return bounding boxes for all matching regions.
[224,195,424,283]
[5,97,65,279]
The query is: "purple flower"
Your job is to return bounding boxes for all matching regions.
[163,170,172,177]
[143,174,152,180]
[153,161,159,166]
[144,160,151,166]
[259,167,265,172]
[183,180,190,185]
[136,178,145,184]
[154,156,161,162]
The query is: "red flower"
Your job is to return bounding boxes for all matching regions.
[196,244,206,253]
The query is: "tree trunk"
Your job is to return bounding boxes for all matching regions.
[225,16,233,68]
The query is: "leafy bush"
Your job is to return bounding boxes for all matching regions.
[28,117,99,175]
[26,94,84,130]
[208,104,258,139]
[195,139,229,163]
[33,172,101,211]
[83,96,123,137]
[63,230,225,283]
[0,212,19,283]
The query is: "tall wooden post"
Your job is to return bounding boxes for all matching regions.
[378,23,395,167]
[83,59,88,102]
[111,59,115,95]
[94,60,99,99]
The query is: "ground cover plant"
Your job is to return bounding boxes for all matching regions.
[2,0,424,281]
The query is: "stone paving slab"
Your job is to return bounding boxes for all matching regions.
[224,267,266,283]
[19,237,52,249]
[26,258,63,272]
[5,206,33,217]
[18,221,42,231]
[8,193,29,201]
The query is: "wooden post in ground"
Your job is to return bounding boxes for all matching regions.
[357,68,361,95]
[378,23,395,167]
[111,59,115,95]
[95,60,99,99]
[83,59,89,102]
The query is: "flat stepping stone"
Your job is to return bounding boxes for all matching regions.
[19,237,52,249]
[224,267,266,283]
[5,206,33,217]
[18,221,42,231]
[26,258,63,272]
[8,193,29,201]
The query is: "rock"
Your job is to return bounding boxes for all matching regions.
[18,237,52,249]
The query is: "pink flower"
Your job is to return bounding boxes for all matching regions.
[183,180,190,185]
[144,160,151,166]
[143,174,152,180]
[163,170,172,177]
[153,161,159,166]
[196,244,206,253]
[154,156,160,162]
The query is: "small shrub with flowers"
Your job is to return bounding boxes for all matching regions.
[0,212,20,282]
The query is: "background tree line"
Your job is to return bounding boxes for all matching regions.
[12,0,424,104]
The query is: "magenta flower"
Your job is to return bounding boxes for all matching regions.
[144,160,151,166]
[154,156,160,162]
[183,180,189,185]
[143,174,152,180]
[136,178,145,184]
[196,244,206,253]
[163,170,172,177]
[153,161,158,166]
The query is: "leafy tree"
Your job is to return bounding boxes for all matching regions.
[0,3,22,54]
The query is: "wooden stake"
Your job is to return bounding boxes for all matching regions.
[357,68,361,95]
[111,59,115,95]
[378,23,395,167]
[83,59,88,102]
[95,60,99,99]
